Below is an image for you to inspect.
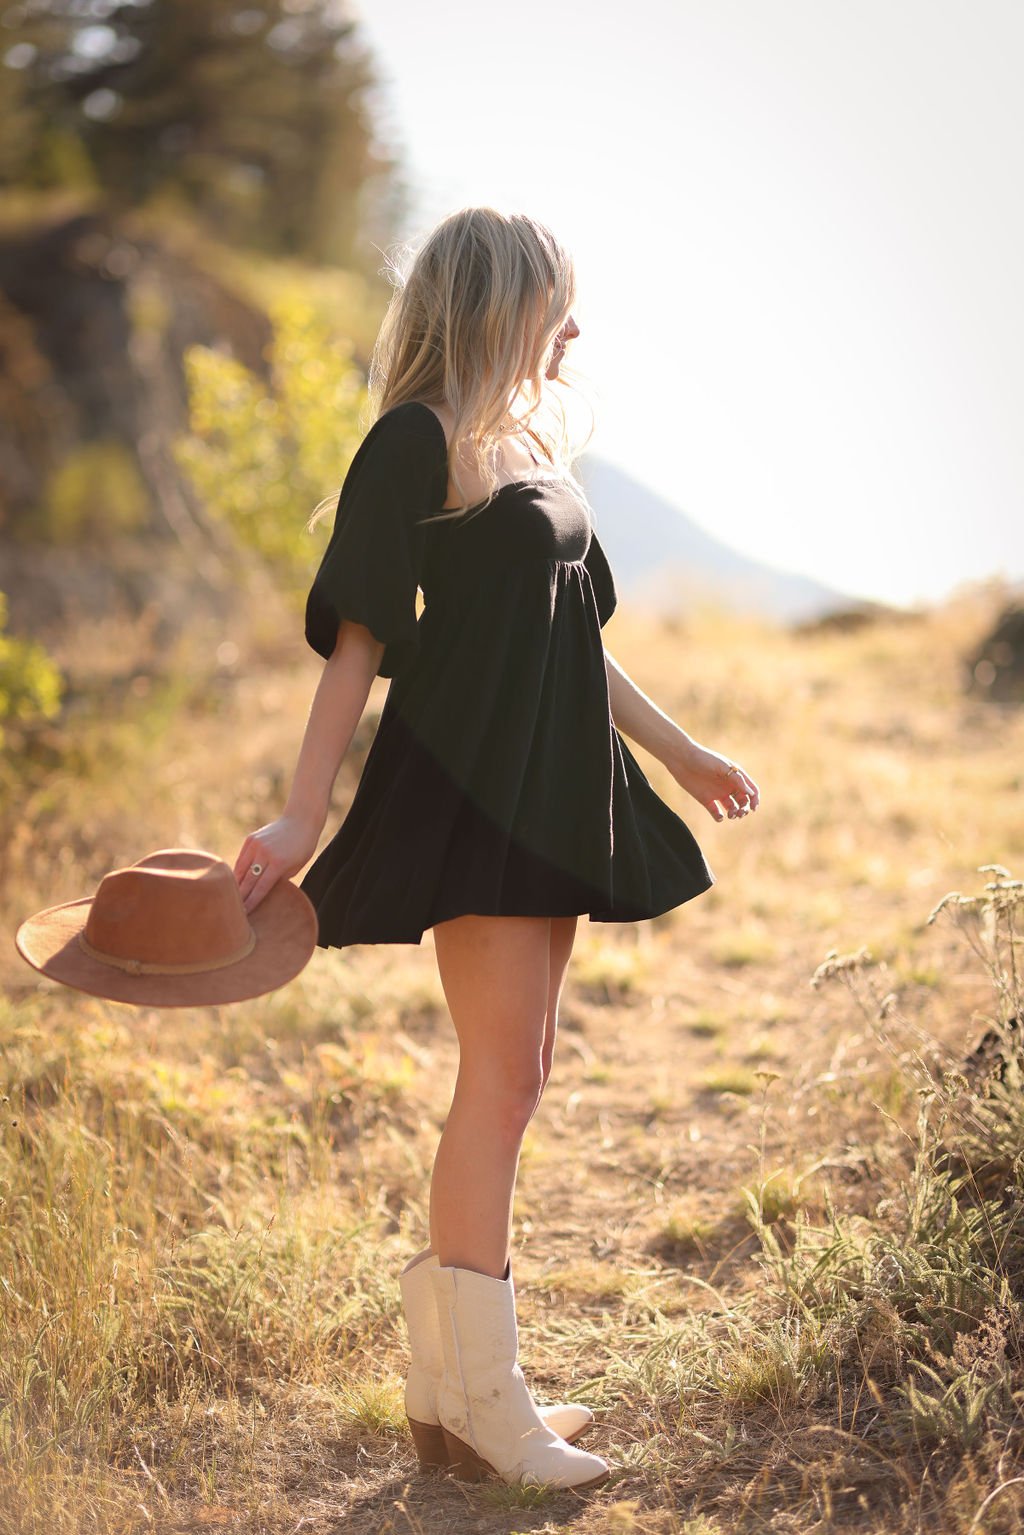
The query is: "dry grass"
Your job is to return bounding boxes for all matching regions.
[2,582,1024,1533]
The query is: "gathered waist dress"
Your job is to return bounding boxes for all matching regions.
[298,400,714,948]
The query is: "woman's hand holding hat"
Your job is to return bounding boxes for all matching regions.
[15,848,317,1007]
[234,812,321,914]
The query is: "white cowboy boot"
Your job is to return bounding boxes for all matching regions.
[428,1260,610,1489]
[399,1248,594,1469]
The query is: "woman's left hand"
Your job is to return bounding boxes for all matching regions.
[667,740,760,823]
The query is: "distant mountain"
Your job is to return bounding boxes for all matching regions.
[579,456,851,624]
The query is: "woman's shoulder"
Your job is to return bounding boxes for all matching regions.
[343,400,450,507]
[371,399,451,453]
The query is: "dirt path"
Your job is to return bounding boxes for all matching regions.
[4,596,1019,1533]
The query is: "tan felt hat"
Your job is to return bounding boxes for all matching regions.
[14,848,318,1007]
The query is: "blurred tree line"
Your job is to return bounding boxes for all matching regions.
[0,0,404,271]
[0,0,407,769]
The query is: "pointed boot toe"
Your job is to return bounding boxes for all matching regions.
[398,1248,596,1467]
[544,1401,594,1442]
[429,1262,611,1490]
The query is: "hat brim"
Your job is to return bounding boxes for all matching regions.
[14,877,320,1008]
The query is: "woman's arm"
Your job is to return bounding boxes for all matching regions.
[234,619,385,912]
[604,649,759,823]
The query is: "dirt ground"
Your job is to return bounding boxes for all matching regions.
[3,587,1023,1533]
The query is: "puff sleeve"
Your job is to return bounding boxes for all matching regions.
[304,405,449,678]
[583,524,618,629]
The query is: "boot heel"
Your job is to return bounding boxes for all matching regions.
[441,1426,495,1482]
[430,1263,611,1490]
[408,1417,450,1469]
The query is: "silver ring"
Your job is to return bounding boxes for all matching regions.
[250,862,263,877]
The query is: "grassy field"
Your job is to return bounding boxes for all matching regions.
[2,583,1023,1534]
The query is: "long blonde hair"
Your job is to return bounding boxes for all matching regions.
[310,207,593,531]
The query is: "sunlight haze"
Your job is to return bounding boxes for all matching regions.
[353,0,1023,608]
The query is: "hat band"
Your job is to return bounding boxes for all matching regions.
[76,926,257,977]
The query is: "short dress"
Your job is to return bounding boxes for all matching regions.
[299,400,715,948]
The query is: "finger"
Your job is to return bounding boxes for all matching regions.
[237,846,263,884]
[705,799,726,822]
[238,845,272,903]
[738,773,758,803]
[242,867,277,915]
[233,837,254,881]
[726,781,757,815]
[733,768,760,809]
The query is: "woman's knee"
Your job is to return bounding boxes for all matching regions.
[432,912,557,1135]
[457,1055,546,1139]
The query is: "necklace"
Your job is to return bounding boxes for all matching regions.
[497,421,544,468]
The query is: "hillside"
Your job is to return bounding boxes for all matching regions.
[581,456,852,623]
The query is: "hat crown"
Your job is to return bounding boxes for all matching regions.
[82,850,252,970]
[16,845,318,1007]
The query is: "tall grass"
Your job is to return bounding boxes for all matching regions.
[3,592,1024,1531]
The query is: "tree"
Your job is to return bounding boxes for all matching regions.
[0,0,406,271]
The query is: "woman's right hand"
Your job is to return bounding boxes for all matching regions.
[234,812,323,914]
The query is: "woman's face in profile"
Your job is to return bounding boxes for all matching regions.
[544,312,580,380]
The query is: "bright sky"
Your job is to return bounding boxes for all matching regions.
[352,0,1023,607]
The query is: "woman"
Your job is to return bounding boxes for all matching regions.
[234,207,758,1492]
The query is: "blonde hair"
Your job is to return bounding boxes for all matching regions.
[309,207,593,531]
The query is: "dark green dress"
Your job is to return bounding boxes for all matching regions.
[300,400,714,947]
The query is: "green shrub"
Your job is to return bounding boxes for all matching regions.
[174,289,367,602]
[0,590,63,748]
[38,438,150,542]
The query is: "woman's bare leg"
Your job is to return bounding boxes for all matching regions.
[541,915,578,1089]
[429,913,579,1278]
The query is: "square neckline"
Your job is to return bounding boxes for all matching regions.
[400,399,567,505]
